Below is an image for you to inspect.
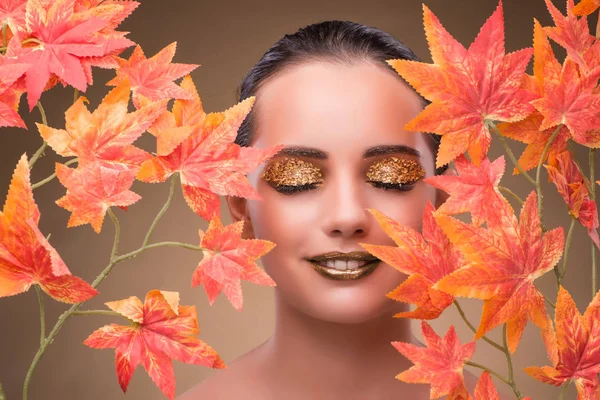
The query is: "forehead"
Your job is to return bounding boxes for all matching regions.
[249,61,428,156]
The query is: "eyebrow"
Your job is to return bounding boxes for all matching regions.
[274,144,421,159]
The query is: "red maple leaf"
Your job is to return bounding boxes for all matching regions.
[545,150,599,248]
[544,0,596,70]
[192,215,277,311]
[106,42,199,108]
[525,286,600,400]
[0,58,29,128]
[434,191,564,353]
[387,1,536,168]
[424,155,513,228]
[0,154,98,303]
[136,75,284,221]
[84,290,225,400]
[0,0,26,35]
[9,0,134,110]
[55,161,142,233]
[359,202,465,319]
[393,322,475,399]
[37,80,167,169]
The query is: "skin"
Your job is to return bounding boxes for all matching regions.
[178,61,499,400]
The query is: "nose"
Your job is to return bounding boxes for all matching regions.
[320,171,370,239]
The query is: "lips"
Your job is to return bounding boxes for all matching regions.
[306,250,379,263]
[306,258,381,280]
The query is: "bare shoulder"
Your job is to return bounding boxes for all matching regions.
[176,349,268,400]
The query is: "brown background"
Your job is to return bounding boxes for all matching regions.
[1,0,598,398]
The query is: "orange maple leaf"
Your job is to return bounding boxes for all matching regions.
[0,154,98,303]
[434,191,564,353]
[525,286,600,400]
[544,0,596,70]
[136,75,284,221]
[106,42,199,108]
[192,216,276,311]
[545,150,599,248]
[359,202,465,319]
[9,0,134,110]
[55,161,142,233]
[424,155,513,228]
[393,322,475,399]
[37,80,166,169]
[572,0,600,15]
[84,290,224,400]
[387,1,536,168]
[528,17,600,147]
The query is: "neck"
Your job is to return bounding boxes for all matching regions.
[259,290,417,397]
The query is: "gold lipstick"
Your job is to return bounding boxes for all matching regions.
[306,259,381,280]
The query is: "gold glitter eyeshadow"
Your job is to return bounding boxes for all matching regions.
[366,157,425,184]
[260,157,324,187]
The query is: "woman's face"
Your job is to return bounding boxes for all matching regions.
[229,61,440,324]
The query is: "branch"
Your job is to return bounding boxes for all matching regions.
[28,102,48,169]
[557,217,576,285]
[464,361,510,386]
[0,379,6,400]
[31,158,78,190]
[502,324,523,399]
[453,300,505,352]
[534,124,563,227]
[488,122,536,186]
[71,310,122,317]
[142,174,178,247]
[499,186,524,206]
[590,148,597,296]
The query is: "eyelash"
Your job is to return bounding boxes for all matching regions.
[272,181,416,195]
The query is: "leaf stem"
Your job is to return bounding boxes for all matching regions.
[502,324,523,399]
[557,381,570,400]
[71,310,122,317]
[73,89,79,103]
[535,124,563,226]
[567,142,593,194]
[488,122,536,186]
[142,174,178,248]
[31,158,78,190]
[34,286,45,347]
[2,22,7,49]
[499,186,524,206]
[557,217,576,285]
[115,241,203,263]
[0,379,6,400]
[543,293,556,309]
[464,361,510,386]
[28,102,48,169]
[590,148,597,296]
[453,300,505,352]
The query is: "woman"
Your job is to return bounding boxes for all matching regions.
[181,20,472,399]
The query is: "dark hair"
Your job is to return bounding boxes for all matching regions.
[235,20,448,175]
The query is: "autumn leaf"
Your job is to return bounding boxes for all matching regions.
[525,286,600,400]
[387,1,536,168]
[572,0,600,16]
[424,155,513,227]
[543,0,596,69]
[84,290,224,400]
[434,191,564,353]
[528,17,600,147]
[0,0,27,35]
[37,80,167,169]
[192,215,276,311]
[393,322,475,399]
[55,161,141,233]
[136,75,284,221]
[359,202,465,319]
[0,58,29,128]
[8,0,135,110]
[106,42,199,108]
[0,154,98,303]
[546,150,600,248]
[496,111,570,175]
